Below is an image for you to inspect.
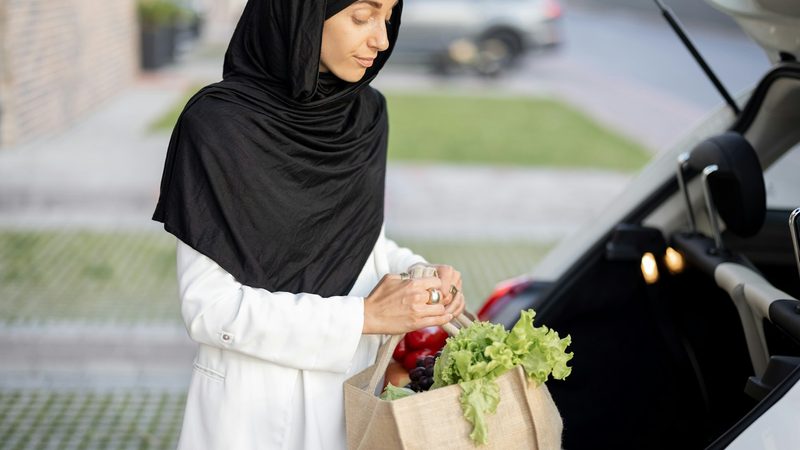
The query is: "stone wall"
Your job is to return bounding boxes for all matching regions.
[0,0,138,147]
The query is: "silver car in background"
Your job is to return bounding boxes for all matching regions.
[392,0,563,75]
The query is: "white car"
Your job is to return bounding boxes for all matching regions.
[392,0,563,75]
[477,0,800,448]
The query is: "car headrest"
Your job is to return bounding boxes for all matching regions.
[687,132,766,238]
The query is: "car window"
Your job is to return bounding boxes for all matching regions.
[764,142,800,210]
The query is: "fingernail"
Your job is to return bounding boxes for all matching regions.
[448,314,453,320]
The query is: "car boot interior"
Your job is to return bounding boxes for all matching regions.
[529,62,800,449]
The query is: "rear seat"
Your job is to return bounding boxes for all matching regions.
[672,132,799,379]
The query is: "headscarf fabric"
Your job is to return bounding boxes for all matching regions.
[152,0,403,297]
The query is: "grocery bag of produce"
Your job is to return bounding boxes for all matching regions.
[344,310,572,449]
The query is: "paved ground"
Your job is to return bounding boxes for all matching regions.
[0,51,637,239]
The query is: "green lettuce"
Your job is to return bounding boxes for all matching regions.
[459,378,501,445]
[431,309,573,445]
[379,383,415,401]
[509,310,573,385]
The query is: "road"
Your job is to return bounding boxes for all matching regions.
[554,0,770,110]
[379,0,772,154]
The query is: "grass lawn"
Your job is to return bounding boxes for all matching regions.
[150,89,650,171]
[0,230,550,325]
[386,93,650,170]
[0,231,179,324]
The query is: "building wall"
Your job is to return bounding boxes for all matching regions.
[0,0,138,147]
[198,0,245,45]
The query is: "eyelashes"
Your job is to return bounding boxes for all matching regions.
[351,16,392,26]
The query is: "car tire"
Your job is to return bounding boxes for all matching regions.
[430,52,455,76]
[475,32,522,77]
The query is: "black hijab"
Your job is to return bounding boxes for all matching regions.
[152,0,403,297]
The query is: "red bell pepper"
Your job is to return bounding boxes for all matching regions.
[404,326,448,352]
[392,335,408,362]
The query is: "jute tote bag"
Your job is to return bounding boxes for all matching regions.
[344,314,563,450]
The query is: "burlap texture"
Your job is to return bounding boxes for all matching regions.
[344,364,563,449]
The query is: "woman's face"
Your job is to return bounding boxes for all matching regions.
[320,0,397,82]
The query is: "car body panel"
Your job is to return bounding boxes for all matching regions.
[708,0,800,63]
[393,0,561,69]
[729,381,800,448]
[712,365,800,449]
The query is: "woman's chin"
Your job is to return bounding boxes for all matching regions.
[331,67,367,83]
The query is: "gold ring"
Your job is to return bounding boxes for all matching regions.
[450,285,458,297]
[400,272,410,281]
[428,289,442,305]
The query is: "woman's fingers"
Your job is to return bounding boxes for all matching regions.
[445,277,462,306]
[431,264,461,305]
[417,312,455,328]
[412,302,446,317]
[363,271,464,334]
[443,293,459,314]
[444,292,465,316]
[407,275,442,290]
[403,277,443,306]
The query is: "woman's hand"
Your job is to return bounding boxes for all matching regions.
[432,264,464,315]
[409,263,465,319]
[363,274,452,334]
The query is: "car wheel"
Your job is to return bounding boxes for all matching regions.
[430,52,455,76]
[475,32,521,77]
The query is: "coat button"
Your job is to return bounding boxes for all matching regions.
[222,334,231,342]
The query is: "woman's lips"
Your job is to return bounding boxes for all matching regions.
[354,57,375,68]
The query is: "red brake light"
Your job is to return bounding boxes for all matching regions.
[544,0,562,19]
[477,276,533,321]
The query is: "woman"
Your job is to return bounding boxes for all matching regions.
[152,0,465,448]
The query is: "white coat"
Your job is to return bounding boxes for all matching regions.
[175,226,425,450]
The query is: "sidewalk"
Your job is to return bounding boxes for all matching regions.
[0,49,638,238]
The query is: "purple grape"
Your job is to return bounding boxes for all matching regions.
[405,353,442,392]
[420,378,433,390]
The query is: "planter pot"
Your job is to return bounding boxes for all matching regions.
[140,26,173,70]
[165,25,178,62]
[190,15,204,39]
[171,22,195,57]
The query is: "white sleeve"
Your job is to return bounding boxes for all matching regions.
[383,234,427,274]
[176,239,365,373]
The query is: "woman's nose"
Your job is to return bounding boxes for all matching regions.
[368,23,390,52]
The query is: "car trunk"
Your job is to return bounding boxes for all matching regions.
[529,64,800,449]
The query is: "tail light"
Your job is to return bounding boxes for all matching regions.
[477,276,533,321]
[543,0,562,19]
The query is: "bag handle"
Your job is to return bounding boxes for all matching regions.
[367,313,474,396]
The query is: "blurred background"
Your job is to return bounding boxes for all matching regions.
[0,0,770,448]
